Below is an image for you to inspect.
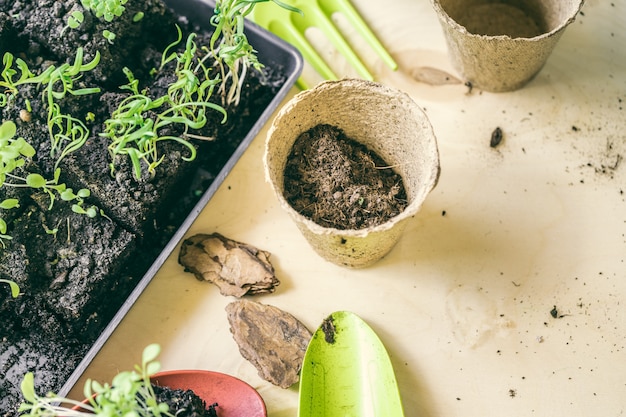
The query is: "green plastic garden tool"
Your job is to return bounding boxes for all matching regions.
[249,0,397,90]
[298,311,405,417]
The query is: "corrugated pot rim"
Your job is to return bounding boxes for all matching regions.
[430,0,584,41]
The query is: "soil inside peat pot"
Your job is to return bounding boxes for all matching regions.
[0,0,293,413]
[283,124,409,230]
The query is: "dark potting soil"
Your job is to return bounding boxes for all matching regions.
[283,124,408,230]
[0,0,288,414]
[153,385,218,417]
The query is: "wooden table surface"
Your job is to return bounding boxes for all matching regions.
[71,0,626,416]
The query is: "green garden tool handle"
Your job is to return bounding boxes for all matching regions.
[261,18,332,90]
[318,0,398,71]
[249,0,397,89]
[290,1,374,80]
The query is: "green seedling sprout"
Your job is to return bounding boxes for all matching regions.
[209,0,302,106]
[61,10,85,34]
[68,10,85,28]
[79,0,129,42]
[0,199,18,246]
[80,0,128,22]
[41,48,101,167]
[20,169,97,216]
[1,52,55,105]
[102,30,116,44]
[103,28,227,180]
[43,220,61,239]
[0,120,31,247]
[1,49,101,167]
[0,120,35,181]
[0,278,20,298]
[19,343,172,417]
[0,120,99,246]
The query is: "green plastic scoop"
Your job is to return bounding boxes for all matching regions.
[249,0,397,90]
[298,311,405,417]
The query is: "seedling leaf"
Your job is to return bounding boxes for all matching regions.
[25,173,46,188]
[0,120,16,139]
[0,198,19,209]
[19,372,36,403]
[145,361,161,376]
[142,343,161,365]
[68,10,85,29]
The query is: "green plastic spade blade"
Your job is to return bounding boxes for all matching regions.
[298,311,405,417]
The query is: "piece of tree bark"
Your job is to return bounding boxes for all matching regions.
[226,299,312,388]
[410,66,461,85]
[178,233,279,297]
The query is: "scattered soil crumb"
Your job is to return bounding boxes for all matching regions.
[322,315,336,344]
[550,305,559,318]
[490,127,503,148]
[579,138,624,179]
[550,305,569,319]
[284,124,408,230]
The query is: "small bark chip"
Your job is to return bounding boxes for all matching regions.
[226,300,312,388]
[410,66,461,85]
[178,233,279,297]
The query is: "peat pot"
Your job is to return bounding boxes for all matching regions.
[431,0,584,92]
[264,79,440,268]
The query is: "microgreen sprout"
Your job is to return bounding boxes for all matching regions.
[103,29,227,180]
[209,0,302,106]
[80,0,128,22]
[41,48,101,167]
[1,52,53,104]
[75,0,131,42]
[0,120,31,247]
[0,120,99,246]
[19,343,172,417]
[61,10,85,34]
[102,29,116,44]
[68,10,85,28]
[43,220,61,239]
[1,49,101,167]
[8,169,97,217]
[0,278,20,298]
[0,120,35,180]
[0,198,18,247]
